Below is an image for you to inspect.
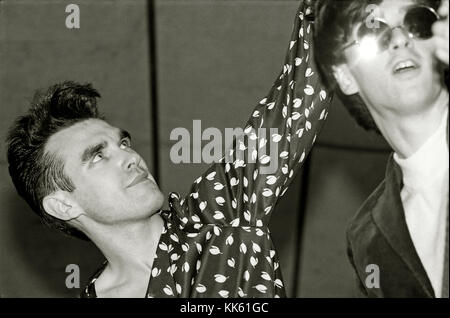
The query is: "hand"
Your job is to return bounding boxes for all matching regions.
[432,0,449,65]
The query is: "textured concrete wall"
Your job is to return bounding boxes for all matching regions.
[0,0,390,297]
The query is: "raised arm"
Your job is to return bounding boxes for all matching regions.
[169,0,333,228]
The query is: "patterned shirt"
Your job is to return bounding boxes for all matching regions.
[81,0,332,298]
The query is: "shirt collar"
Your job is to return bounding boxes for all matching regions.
[394,105,449,191]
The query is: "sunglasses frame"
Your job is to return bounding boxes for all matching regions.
[340,5,440,54]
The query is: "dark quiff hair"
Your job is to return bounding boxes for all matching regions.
[313,0,442,133]
[6,81,103,241]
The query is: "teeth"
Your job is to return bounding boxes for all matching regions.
[394,60,416,72]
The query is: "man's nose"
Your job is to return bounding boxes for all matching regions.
[389,27,413,51]
[122,151,140,171]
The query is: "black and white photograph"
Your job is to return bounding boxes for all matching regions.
[0,0,448,302]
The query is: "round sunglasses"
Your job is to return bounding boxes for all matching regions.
[341,5,440,56]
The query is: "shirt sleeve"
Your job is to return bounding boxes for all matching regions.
[169,0,333,229]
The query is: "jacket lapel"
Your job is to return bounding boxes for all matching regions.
[371,154,435,297]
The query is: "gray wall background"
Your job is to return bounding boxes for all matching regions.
[0,0,390,297]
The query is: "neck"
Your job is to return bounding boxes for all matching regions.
[83,213,164,276]
[374,89,449,159]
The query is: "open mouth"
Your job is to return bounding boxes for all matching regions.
[392,59,419,75]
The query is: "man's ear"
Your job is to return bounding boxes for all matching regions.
[42,191,83,221]
[332,64,359,95]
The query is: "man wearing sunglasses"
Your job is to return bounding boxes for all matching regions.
[314,0,449,297]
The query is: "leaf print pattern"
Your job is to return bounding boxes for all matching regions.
[81,0,331,299]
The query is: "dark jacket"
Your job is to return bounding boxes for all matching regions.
[346,154,436,298]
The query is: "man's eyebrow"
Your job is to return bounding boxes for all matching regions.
[81,141,107,164]
[119,129,131,141]
[80,130,131,164]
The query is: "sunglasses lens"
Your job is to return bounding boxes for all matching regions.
[404,7,438,39]
[357,20,390,51]
[379,30,393,51]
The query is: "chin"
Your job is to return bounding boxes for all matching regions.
[142,188,165,215]
[401,85,441,108]
[152,190,165,211]
[123,184,165,218]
